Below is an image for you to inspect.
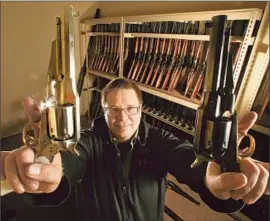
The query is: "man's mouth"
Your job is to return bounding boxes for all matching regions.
[115,125,130,128]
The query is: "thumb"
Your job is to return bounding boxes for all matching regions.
[23,97,41,138]
[238,111,257,136]
[23,97,41,123]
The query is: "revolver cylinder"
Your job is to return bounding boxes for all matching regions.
[48,104,75,141]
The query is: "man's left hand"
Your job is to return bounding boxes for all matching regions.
[205,112,269,204]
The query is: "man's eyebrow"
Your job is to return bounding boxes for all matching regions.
[106,104,138,108]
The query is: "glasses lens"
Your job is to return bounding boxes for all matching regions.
[125,107,138,115]
[105,106,140,116]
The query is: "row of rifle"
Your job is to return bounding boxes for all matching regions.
[87,20,247,101]
[142,113,194,143]
[89,24,121,74]
[87,77,109,121]
[143,92,196,132]
[126,36,210,100]
[125,20,246,99]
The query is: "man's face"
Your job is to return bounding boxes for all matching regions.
[103,88,142,143]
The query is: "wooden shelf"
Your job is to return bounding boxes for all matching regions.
[81,32,120,36]
[126,78,200,110]
[124,8,262,22]
[142,107,195,136]
[124,33,254,44]
[81,9,263,27]
[87,69,117,80]
[82,17,122,25]
[87,69,200,110]
[251,124,270,136]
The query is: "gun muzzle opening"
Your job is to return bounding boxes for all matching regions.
[47,104,75,141]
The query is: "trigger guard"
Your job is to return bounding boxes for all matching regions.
[238,134,256,158]
[22,122,39,146]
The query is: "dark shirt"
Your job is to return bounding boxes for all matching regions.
[24,117,242,221]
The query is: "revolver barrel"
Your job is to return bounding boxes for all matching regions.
[41,6,80,158]
[191,15,234,168]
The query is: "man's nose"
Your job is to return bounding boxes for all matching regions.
[117,109,129,119]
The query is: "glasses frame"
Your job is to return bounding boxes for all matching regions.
[103,104,142,116]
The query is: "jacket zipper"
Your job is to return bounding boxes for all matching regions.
[115,145,133,221]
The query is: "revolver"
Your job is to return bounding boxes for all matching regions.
[1,6,80,196]
[191,15,255,210]
[22,6,81,162]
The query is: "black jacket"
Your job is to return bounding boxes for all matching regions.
[25,117,241,221]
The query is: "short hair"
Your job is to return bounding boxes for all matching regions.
[101,78,142,106]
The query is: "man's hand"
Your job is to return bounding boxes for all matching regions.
[205,112,269,204]
[2,97,63,195]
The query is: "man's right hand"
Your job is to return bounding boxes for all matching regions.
[2,97,63,195]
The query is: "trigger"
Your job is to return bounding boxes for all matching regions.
[239,134,256,158]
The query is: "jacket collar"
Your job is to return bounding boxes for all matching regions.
[92,116,150,147]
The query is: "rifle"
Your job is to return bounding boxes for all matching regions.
[130,37,146,80]
[108,24,121,73]
[191,15,256,212]
[77,8,101,96]
[93,24,105,69]
[127,36,140,79]
[106,35,117,73]
[123,34,130,73]
[161,34,182,90]
[189,46,209,99]
[177,21,200,94]
[90,24,101,69]
[105,24,120,73]
[138,37,155,83]
[162,22,185,90]
[104,26,115,73]
[109,24,121,74]
[183,22,209,96]
[109,36,119,73]
[97,25,109,71]
[166,21,192,91]
[155,37,175,88]
[143,22,163,85]
[148,22,176,87]
[133,23,150,81]
[133,37,150,81]
[167,32,188,91]
[134,37,152,81]
[100,25,111,71]
[149,37,167,86]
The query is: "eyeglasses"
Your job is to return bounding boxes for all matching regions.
[103,105,141,116]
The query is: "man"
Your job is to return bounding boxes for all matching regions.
[2,78,269,221]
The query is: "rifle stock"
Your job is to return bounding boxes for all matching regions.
[127,37,140,79]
